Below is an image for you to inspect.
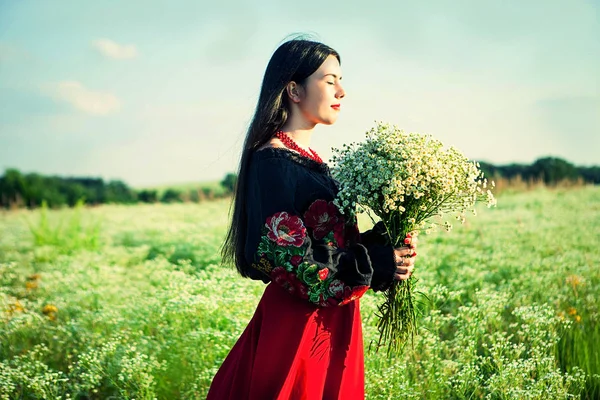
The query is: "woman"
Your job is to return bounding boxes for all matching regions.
[208,38,417,400]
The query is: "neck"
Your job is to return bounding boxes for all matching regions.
[275,130,323,163]
[280,114,316,149]
[285,129,313,150]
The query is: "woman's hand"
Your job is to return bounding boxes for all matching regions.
[393,232,418,281]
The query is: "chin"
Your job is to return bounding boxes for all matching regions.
[320,116,339,125]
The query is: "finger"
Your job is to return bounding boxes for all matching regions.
[404,237,419,249]
[395,265,414,275]
[394,246,411,257]
[395,265,415,280]
[395,247,417,258]
[394,252,402,266]
[396,267,408,275]
[394,271,411,281]
[395,255,414,266]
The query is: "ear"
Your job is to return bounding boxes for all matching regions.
[286,81,302,103]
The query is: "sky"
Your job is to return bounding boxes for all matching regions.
[0,0,598,188]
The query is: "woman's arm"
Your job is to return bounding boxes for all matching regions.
[361,221,418,288]
[245,158,396,307]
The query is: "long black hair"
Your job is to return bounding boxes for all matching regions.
[221,37,341,277]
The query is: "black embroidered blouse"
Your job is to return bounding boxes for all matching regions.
[243,147,397,307]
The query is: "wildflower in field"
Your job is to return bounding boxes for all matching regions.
[27,273,41,281]
[575,315,582,323]
[7,299,25,314]
[25,280,38,290]
[42,304,58,320]
[567,307,577,316]
[566,274,582,289]
[331,121,496,355]
[43,304,58,313]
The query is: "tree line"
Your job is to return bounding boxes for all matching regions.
[478,157,600,185]
[1,156,598,210]
[0,169,238,209]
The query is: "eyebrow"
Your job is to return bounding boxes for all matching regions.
[324,73,342,80]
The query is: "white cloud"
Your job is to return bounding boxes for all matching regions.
[42,81,121,115]
[92,38,138,59]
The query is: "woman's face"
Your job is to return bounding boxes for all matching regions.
[294,55,345,126]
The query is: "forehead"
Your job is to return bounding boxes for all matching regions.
[315,55,342,77]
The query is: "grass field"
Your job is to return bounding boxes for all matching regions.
[1,187,598,399]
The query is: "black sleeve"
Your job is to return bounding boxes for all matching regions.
[244,157,393,307]
[359,221,396,292]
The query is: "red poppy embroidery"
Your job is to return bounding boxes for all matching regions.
[304,199,341,240]
[340,285,369,305]
[272,267,291,288]
[266,212,306,247]
[318,268,329,281]
[333,222,346,248]
[271,267,309,299]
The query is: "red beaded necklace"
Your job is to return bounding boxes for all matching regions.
[274,130,324,164]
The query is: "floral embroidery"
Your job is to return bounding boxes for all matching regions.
[303,199,359,249]
[333,222,346,248]
[318,268,329,281]
[323,231,337,247]
[328,280,345,299]
[257,215,305,271]
[251,257,273,275]
[266,212,306,247]
[253,199,369,307]
[290,255,303,266]
[272,267,309,299]
[297,262,323,286]
[303,199,340,240]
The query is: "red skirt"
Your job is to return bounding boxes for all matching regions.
[207,282,365,400]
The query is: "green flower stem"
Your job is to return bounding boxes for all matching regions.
[371,213,419,356]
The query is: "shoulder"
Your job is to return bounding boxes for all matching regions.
[248,148,300,191]
[251,147,298,170]
[256,138,286,152]
[252,146,332,177]
[246,148,301,211]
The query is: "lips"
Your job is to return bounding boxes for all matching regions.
[331,104,341,110]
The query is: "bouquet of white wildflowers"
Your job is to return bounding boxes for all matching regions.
[331,122,497,355]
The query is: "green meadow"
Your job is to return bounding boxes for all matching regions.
[1,187,598,399]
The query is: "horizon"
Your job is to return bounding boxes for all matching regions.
[1,153,597,190]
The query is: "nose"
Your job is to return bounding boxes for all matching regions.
[336,84,345,99]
